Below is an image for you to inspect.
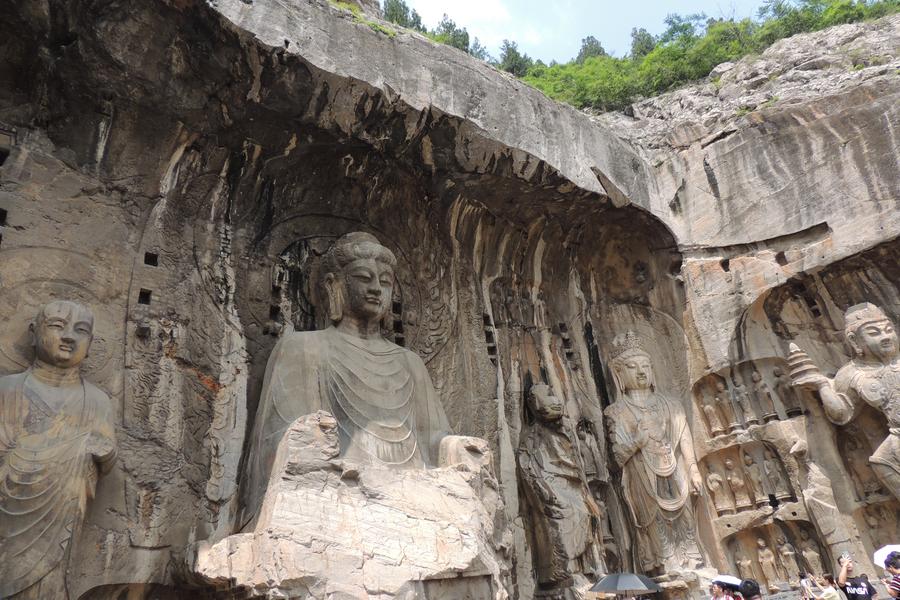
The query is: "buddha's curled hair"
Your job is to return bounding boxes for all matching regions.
[325,232,397,273]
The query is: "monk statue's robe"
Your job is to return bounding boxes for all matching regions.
[242,327,451,524]
[0,370,116,599]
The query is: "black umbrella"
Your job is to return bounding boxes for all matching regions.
[590,572,662,596]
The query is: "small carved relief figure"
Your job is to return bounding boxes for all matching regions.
[773,367,803,417]
[733,378,759,426]
[520,384,602,586]
[701,393,726,438]
[734,547,755,581]
[724,458,753,511]
[799,530,824,575]
[604,332,703,575]
[0,300,117,600]
[757,538,782,592]
[743,452,768,507]
[714,380,741,432]
[764,451,792,500]
[844,433,884,498]
[242,233,483,522]
[788,303,900,501]
[864,505,895,547]
[707,469,735,516]
[778,537,801,587]
[752,370,779,423]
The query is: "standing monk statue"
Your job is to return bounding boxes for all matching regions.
[788,303,900,500]
[242,232,475,523]
[0,300,117,599]
[604,331,704,575]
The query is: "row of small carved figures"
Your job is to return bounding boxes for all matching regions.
[705,449,793,515]
[698,366,802,437]
[731,530,825,594]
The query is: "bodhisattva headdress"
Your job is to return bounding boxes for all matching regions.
[322,232,398,323]
[844,302,893,357]
[609,330,654,393]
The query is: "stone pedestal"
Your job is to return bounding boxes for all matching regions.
[191,411,509,599]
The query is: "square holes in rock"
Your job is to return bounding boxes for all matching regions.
[144,252,159,267]
[0,208,7,227]
[138,289,152,305]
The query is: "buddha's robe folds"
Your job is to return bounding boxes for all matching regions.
[0,371,116,599]
[242,327,451,524]
[606,393,701,573]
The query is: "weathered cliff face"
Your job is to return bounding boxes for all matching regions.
[0,1,896,599]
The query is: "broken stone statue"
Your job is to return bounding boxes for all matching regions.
[191,232,509,598]
[0,300,117,600]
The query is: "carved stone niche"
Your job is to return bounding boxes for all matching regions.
[861,500,900,549]
[702,443,803,543]
[726,524,823,595]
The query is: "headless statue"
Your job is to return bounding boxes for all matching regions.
[242,233,459,524]
[0,301,116,599]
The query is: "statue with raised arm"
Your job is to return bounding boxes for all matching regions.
[520,385,602,586]
[604,332,703,575]
[0,301,117,599]
[241,232,469,522]
[788,303,900,500]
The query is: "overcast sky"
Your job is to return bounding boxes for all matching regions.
[404,0,767,62]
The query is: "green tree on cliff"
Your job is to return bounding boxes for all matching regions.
[498,40,534,76]
[382,0,425,31]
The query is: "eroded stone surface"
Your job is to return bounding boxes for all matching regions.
[193,411,509,599]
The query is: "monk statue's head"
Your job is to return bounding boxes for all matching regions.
[609,331,654,394]
[29,300,94,369]
[527,384,563,423]
[322,232,397,326]
[844,303,897,362]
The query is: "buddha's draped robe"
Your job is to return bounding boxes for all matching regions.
[0,370,116,599]
[606,392,701,573]
[242,327,450,525]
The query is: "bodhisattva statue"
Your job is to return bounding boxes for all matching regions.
[788,303,900,500]
[520,384,602,586]
[799,530,823,575]
[0,300,117,599]
[752,370,779,423]
[757,538,782,592]
[743,453,767,508]
[604,332,703,575]
[715,380,741,433]
[242,232,477,522]
[724,458,752,512]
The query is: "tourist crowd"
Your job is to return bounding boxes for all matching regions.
[708,551,900,600]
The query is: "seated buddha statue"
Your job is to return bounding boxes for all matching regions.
[241,232,467,524]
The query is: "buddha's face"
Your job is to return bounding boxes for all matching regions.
[757,538,766,549]
[33,301,93,369]
[529,384,563,422]
[850,320,898,362]
[341,257,394,323]
[616,353,653,391]
[743,454,753,467]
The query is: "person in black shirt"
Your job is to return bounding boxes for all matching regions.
[838,556,879,600]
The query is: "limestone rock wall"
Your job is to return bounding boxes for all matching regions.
[0,1,897,599]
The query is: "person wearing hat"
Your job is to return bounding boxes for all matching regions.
[790,303,900,501]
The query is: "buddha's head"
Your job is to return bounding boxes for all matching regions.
[322,232,397,327]
[30,300,94,369]
[527,384,563,423]
[743,453,754,467]
[610,331,654,394]
[844,303,898,362]
[757,538,767,549]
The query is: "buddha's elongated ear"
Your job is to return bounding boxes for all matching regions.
[846,330,862,357]
[323,273,345,323]
[28,321,37,349]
